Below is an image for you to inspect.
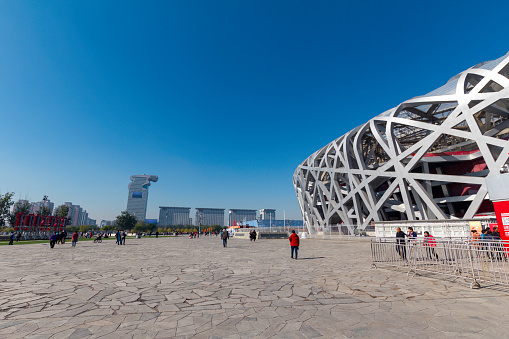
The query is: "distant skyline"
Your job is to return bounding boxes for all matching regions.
[2,1,509,222]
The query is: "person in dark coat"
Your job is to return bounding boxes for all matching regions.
[484,230,496,260]
[289,230,300,259]
[221,229,229,247]
[396,227,407,260]
[49,234,57,249]
[8,232,15,245]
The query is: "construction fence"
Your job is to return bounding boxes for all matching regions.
[371,237,509,288]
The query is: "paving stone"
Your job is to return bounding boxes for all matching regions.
[2,236,509,338]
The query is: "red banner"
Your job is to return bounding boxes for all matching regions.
[13,213,67,233]
[493,200,509,243]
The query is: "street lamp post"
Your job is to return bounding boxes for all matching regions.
[198,211,202,236]
[283,210,286,232]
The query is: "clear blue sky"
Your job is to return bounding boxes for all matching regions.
[1,0,508,223]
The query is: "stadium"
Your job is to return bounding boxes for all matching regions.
[294,52,509,235]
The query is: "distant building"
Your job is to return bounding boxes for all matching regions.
[159,207,191,226]
[12,200,30,214]
[259,209,276,221]
[31,198,55,215]
[195,208,224,226]
[127,175,158,221]
[61,202,91,226]
[245,219,304,228]
[229,209,257,226]
[63,203,82,226]
[100,220,115,228]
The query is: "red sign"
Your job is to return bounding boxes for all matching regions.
[13,213,67,233]
[493,200,509,244]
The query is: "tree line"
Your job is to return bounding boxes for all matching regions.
[0,192,72,232]
[0,192,227,234]
[111,211,225,234]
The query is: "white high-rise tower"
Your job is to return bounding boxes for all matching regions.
[127,175,158,221]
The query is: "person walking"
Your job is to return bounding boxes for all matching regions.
[49,233,57,249]
[396,227,407,260]
[122,231,126,245]
[407,227,417,240]
[423,231,438,260]
[115,231,121,245]
[71,231,79,247]
[289,230,300,259]
[61,230,67,244]
[252,229,257,242]
[221,229,229,248]
[8,232,15,245]
[156,231,159,238]
[484,230,496,260]
[16,232,21,242]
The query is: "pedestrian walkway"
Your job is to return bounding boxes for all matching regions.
[0,236,509,338]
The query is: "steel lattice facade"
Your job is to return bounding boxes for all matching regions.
[294,52,509,235]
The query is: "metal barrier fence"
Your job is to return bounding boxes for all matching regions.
[306,225,374,239]
[371,238,509,288]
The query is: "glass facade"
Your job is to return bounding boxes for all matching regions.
[195,208,225,226]
[229,209,257,226]
[127,175,158,221]
[159,207,191,226]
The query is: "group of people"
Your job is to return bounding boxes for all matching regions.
[218,228,300,259]
[8,226,304,256]
[249,230,257,242]
[471,227,502,241]
[115,230,127,245]
[395,227,438,260]
[8,231,22,245]
[48,231,68,248]
[472,227,505,260]
[188,232,200,239]
[395,226,507,261]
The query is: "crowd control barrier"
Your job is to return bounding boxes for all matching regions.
[371,238,509,289]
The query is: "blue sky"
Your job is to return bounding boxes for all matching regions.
[1,0,508,223]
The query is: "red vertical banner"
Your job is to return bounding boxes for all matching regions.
[492,200,509,244]
[15,212,22,227]
[39,217,45,232]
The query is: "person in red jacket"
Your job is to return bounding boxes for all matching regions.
[71,231,79,247]
[289,230,300,259]
[423,231,438,260]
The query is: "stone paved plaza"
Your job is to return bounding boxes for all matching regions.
[1,236,509,338]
